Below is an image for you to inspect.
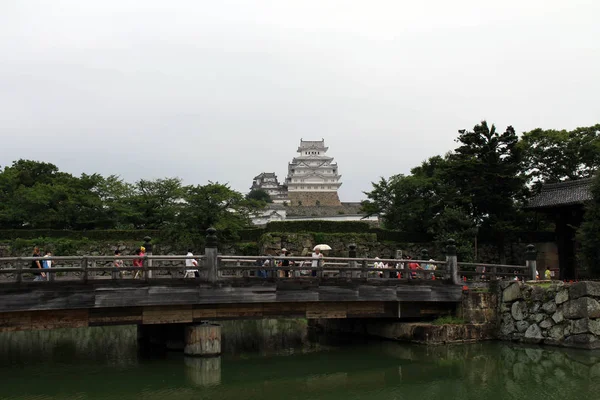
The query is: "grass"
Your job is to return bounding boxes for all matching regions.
[432,316,466,325]
[529,282,553,289]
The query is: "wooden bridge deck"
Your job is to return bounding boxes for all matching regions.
[0,279,461,332]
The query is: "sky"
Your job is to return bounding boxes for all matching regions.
[1,0,599,201]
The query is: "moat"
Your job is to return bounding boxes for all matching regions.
[1,324,600,400]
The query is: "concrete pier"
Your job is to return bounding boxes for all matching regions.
[184,323,222,356]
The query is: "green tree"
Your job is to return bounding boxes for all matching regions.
[129,178,183,229]
[520,124,600,185]
[173,182,262,245]
[245,189,272,203]
[579,173,600,277]
[0,160,108,229]
[361,156,448,237]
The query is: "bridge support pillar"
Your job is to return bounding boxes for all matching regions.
[184,323,221,357]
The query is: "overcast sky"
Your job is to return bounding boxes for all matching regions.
[1,1,599,201]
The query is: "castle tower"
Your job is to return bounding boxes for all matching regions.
[285,139,342,206]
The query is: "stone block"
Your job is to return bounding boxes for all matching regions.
[571,318,600,335]
[503,283,523,303]
[530,313,545,324]
[501,319,516,336]
[569,282,600,300]
[563,334,600,350]
[531,286,545,302]
[511,301,527,321]
[524,324,543,343]
[542,301,557,314]
[548,324,565,340]
[555,289,569,305]
[516,320,530,333]
[544,338,562,346]
[540,318,554,330]
[552,310,564,324]
[563,297,600,319]
[564,322,574,336]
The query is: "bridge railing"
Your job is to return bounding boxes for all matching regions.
[454,242,539,283]
[0,230,541,285]
[217,255,448,281]
[0,255,207,283]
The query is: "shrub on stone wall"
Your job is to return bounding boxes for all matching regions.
[266,221,373,234]
[0,230,159,241]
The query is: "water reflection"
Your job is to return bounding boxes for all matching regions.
[1,324,600,400]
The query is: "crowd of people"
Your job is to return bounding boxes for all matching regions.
[28,246,556,282]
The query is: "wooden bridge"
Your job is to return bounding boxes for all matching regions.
[0,231,537,336]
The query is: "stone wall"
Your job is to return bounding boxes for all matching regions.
[313,320,494,345]
[499,281,600,349]
[458,291,498,325]
[288,192,342,207]
[258,232,435,259]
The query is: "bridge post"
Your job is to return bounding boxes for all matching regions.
[421,248,429,280]
[205,228,218,283]
[144,236,153,279]
[526,244,538,281]
[446,239,459,285]
[348,244,357,278]
[184,323,221,357]
[82,257,89,283]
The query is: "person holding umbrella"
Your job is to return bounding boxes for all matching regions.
[311,248,322,277]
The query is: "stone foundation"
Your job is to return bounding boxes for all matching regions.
[313,319,494,344]
[288,192,342,207]
[498,281,600,349]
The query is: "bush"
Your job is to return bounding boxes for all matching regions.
[266,221,373,234]
[238,229,266,242]
[432,316,465,325]
[0,229,159,241]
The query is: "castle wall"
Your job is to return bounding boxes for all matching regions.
[288,191,341,207]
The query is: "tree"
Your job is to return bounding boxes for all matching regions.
[361,156,449,237]
[245,189,272,203]
[0,160,108,229]
[579,174,600,277]
[129,178,183,229]
[174,183,263,245]
[363,121,527,261]
[520,124,600,185]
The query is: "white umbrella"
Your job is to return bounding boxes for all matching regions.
[313,244,332,251]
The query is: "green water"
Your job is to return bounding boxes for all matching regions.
[1,326,600,400]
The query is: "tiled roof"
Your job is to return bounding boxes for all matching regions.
[527,178,594,209]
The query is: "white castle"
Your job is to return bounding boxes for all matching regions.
[286,139,342,201]
[250,139,343,206]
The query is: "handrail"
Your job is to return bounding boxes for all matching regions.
[458,262,527,270]
[0,252,536,284]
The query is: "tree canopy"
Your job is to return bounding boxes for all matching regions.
[0,160,264,243]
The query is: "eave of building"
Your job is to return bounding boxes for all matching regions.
[526,178,594,209]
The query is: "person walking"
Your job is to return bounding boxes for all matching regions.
[311,248,323,277]
[407,256,421,279]
[133,248,144,279]
[42,250,52,281]
[185,249,199,278]
[279,249,290,278]
[114,250,124,278]
[31,247,44,281]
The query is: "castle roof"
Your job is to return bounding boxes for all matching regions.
[297,139,328,152]
[526,178,594,209]
[253,172,278,180]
